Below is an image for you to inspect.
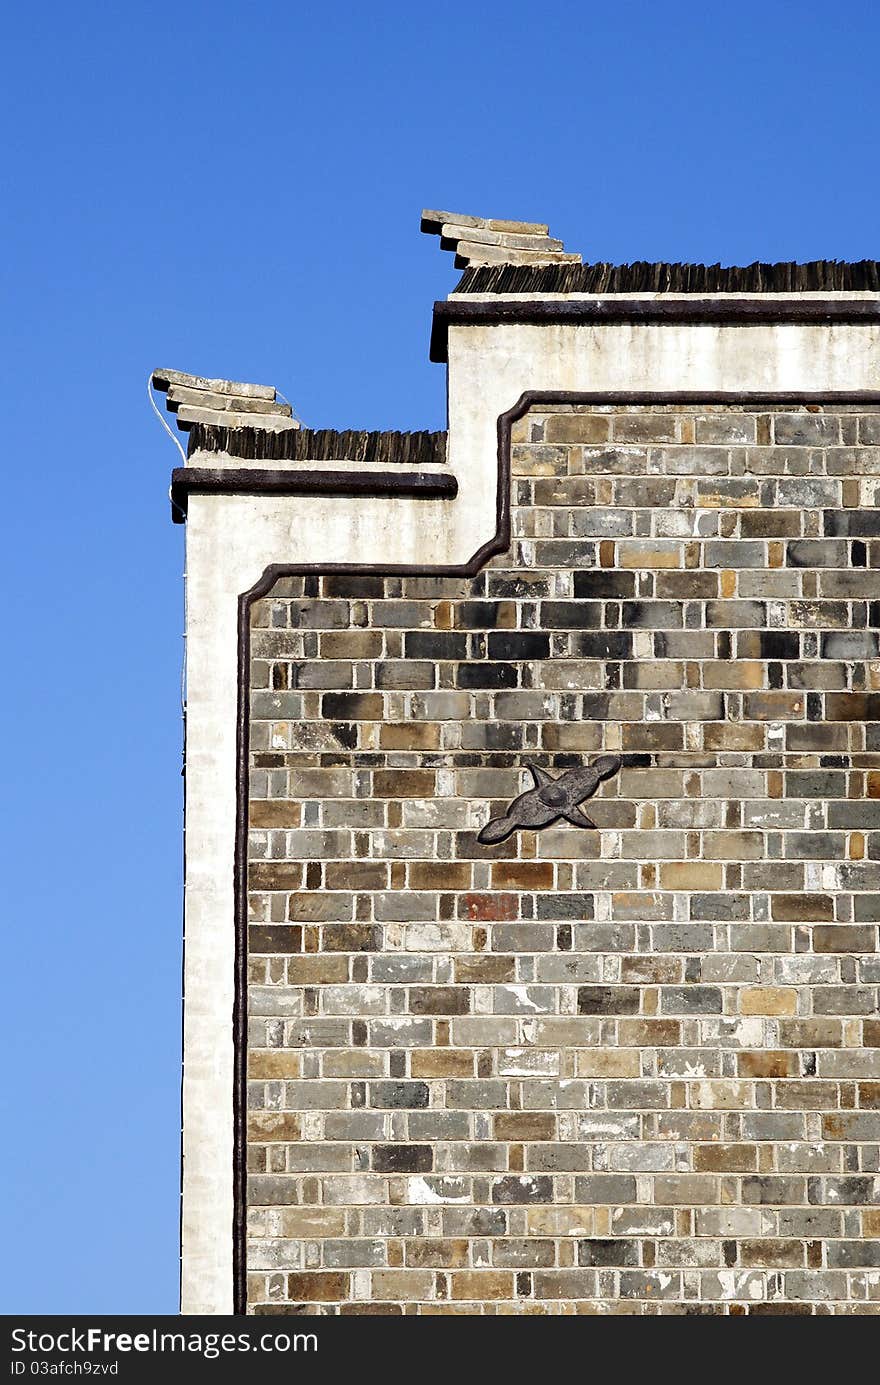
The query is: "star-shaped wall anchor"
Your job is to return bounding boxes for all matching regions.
[477,755,622,845]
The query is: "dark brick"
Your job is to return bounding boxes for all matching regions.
[370,1082,430,1109]
[826,693,880,721]
[460,722,524,750]
[574,1175,637,1203]
[826,1241,880,1268]
[572,631,633,659]
[825,510,880,537]
[491,1176,554,1205]
[456,602,505,628]
[655,572,718,600]
[813,926,876,953]
[756,631,800,660]
[742,1177,806,1205]
[325,861,386,890]
[409,987,471,1015]
[578,986,640,1015]
[621,602,683,629]
[855,895,880,922]
[323,925,383,952]
[821,632,879,659]
[248,863,303,890]
[537,894,595,920]
[540,602,603,628]
[249,926,303,953]
[322,693,384,720]
[322,575,386,598]
[573,571,637,599]
[690,893,750,920]
[783,831,844,860]
[785,771,846,799]
[487,632,551,660]
[456,662,518,689]
[740,510,802,538]
[372,1145,433,1173]
[581,693,610,719]
[705,600,766,629]
[770,895,834,922]
[660,987,722,1015]
[578,1239,639,1267]
[774,414,840,445]
[404,631,468,660]
[375,661,435,690]
[329,723,359,749]
[488,574,554,599]
[287,600,348,630]
[786,540,849,568]
[828,802,880,830]
[786,723,848,752]
[809,1177,878,1205]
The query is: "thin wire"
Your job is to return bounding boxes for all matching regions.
[146,371,188,720]
[275,386,304,428]
[147,368,298,724]
[147,371,188,464]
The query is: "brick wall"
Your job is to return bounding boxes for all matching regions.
[244,403,880,1314]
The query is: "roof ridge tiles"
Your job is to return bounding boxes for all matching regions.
[151,367,301,434]
[152,368,278,401]
[422,208,581,268]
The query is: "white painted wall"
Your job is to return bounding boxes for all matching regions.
[181,310,880,1314]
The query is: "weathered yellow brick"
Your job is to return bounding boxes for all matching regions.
[618,541,682,569]
[411,1049,475,1078]
[577,1049,641,1078]
[526,1206,594,1236]
[740,987,798,1016]
[286,1272,348,1301]
[449,1271,514,1300]
[248,1050,302,1079]
[247,1112,301,1141]
[277,1208,346,1237]
[702,661,765,689]
[659,861,724,891]
[370,1270,436,1301]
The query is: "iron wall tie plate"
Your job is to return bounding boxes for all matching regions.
[477,755,622,845]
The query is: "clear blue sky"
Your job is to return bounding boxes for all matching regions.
[1,0,877,1314]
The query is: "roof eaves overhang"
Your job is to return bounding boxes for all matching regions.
[429,293,880,364]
